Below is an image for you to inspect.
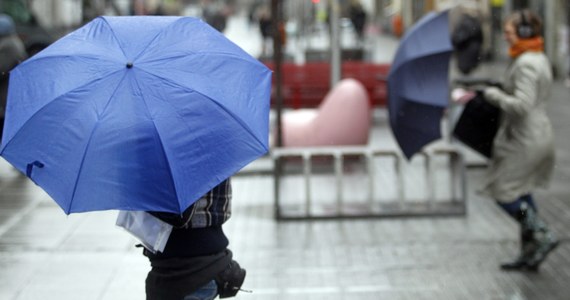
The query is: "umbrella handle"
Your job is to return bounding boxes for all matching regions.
[26,161,44,178]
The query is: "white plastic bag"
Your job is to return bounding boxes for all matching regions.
[116,210,173,254]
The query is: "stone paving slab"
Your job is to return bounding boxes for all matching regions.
[0,79,569,299]
[0,146,569,300]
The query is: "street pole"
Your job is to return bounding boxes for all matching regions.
[401,0,413,32]
[374,0,385,24]
[329,0,341,87]
[272,0,283,219]
[272,0,283,149]
[543,0,557,76]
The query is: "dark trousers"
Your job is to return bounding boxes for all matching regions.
[497,194,537,219]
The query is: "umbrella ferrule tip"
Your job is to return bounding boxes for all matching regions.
[126,62,134,69]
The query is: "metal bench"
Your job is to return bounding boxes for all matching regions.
[271,145,466,220]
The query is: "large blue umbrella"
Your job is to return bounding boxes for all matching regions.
[387,10,453,159]
[0,16,272,214]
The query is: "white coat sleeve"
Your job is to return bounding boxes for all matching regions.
[483,61,538,117]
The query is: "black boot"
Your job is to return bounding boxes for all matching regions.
[522,205,559,271]
[500,203,558,272]
[500,201,537,271]
[500,224,537,270]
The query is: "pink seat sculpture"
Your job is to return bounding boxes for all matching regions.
[281,78,372,147]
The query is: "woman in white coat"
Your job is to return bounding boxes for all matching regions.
[481,10,558,271]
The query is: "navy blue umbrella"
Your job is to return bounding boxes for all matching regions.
[1,16,272,214]
[387,10,453,159]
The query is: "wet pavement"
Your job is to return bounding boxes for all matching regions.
[1,11,570,300]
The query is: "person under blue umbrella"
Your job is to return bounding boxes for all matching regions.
[144,178,246,300]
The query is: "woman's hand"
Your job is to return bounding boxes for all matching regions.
[451,88,477,104]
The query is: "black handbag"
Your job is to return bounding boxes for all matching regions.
[452,92,501,158]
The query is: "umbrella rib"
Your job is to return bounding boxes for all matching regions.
[17,54,122,69]
[138,68,268,152]
[207,101,268,152]
[66,124,98,214]
[132,17,257,62]
[1,69,125,154]
[388,54,451,104]
[130,17,193,63]
[140,51,261,68]
[100,17,130,59]
[148,129,181,213]
[131,18,262,69]
[129,72,182,213]
[66,71,131,213]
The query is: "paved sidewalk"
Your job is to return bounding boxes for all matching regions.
[0,79,568,300]
[1,11,569,300]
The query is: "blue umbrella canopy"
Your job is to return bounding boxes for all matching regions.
[387,10,453,159]
[1,16,272,214]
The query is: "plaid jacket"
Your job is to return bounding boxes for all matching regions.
[185,178,232,228]
[150,178,232,228]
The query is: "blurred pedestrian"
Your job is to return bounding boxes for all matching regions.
[391,13,403,38]
[256,3,272,58]
[201,0,229,32]
[349,0,367,44]
[0,14,27,141]
[247,0,262,27]
[479,9,559,271]
[144,178,246,300]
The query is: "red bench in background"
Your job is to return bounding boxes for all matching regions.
[264,62,390,108]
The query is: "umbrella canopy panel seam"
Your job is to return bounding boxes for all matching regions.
[389,53,451,106]
[128,70,182,213]
[136,56,271,147]
[135,67,269,152]
[131,17,256,64]
[139,53,265,69]
[1,68,125,149]
[102,18,149,62]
